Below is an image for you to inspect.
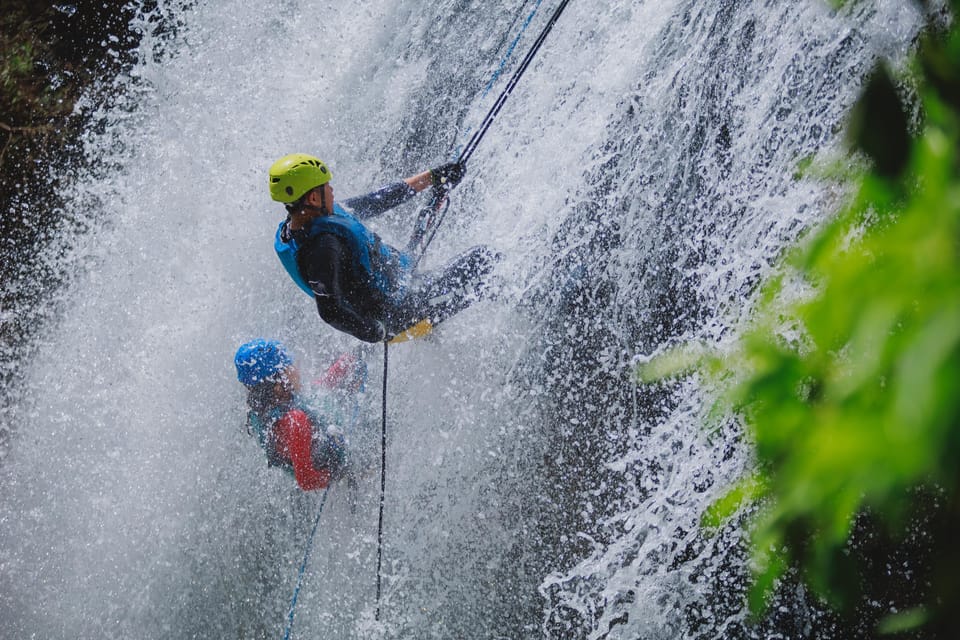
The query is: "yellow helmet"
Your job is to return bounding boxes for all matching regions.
[268,153,332,203]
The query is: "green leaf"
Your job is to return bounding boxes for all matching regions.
[702,474,766,530]
[633,341,712,383]
[877,607,930,635]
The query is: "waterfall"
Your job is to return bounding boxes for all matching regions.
[0,0,923,638]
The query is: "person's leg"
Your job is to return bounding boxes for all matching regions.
[417,245,499,299]
[386,245,500,334]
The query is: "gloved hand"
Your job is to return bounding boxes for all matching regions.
[430,162,466,191]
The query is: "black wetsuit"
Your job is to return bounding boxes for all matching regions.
[281,183,498,342]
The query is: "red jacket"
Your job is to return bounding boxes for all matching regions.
[274,409,331,491]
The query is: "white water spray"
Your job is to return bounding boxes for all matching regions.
[0,1,923,638]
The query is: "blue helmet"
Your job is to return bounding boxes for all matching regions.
[234,339,293,386]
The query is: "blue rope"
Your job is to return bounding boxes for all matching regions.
[458,0,573,165]
[418,0,572,260]
[482,0,544,98]
[282,488,330,640]
[454,0,545,158]
[419,0,553,260]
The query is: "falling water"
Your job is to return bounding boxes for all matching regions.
[0,0,924,638]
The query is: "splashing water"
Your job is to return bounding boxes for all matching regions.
[0,0,924,638]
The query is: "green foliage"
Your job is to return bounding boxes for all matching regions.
[9,40,36,76]
[736,117,960,606]
[636,4,960,632]
[700,473,767,530]
[877,607,930,635]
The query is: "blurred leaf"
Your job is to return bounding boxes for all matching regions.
[633,341,713,383]
[702,474,766,530]
[748,543,786,615]
[877,607,930,634]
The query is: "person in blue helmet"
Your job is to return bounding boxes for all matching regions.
[269,154,500,343]
[234,338,363,491]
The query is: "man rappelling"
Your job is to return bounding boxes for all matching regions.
[269,153,499,343]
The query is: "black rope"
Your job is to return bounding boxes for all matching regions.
[414,0,574,262]
[458,0,574,166]
[374,1,574,619]
[375,342,389,620]
[410,191,450,268]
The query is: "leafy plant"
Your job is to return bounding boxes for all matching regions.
[637,1,960,634]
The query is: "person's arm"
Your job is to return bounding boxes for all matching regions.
[299,235,386,343]
[275,409,331,491]
[340,182,417,220]
[315,352,361,390]
[341,165,464,219]
[403,170,433,192]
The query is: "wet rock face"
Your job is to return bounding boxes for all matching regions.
[0,1,138,420]
[1,1,137,204]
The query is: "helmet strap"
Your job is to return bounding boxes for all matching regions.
[318,185,329,214]
[287,187,329,217]
[296,186,329,215]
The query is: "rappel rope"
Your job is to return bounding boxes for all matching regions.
[274,0,575,627]
[458,0,572,166]
[282,487,330,640]
[375,0,574,622]
[280,343,371,639]
[375,342,389,620]
[452,0,545,162]
[412,0,574,263]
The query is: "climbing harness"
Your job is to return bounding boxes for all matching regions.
[410,0,574,264]
[282,487,330,640]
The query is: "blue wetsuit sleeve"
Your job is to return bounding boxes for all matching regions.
[299,235,385,343]
[341,182,417,220]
